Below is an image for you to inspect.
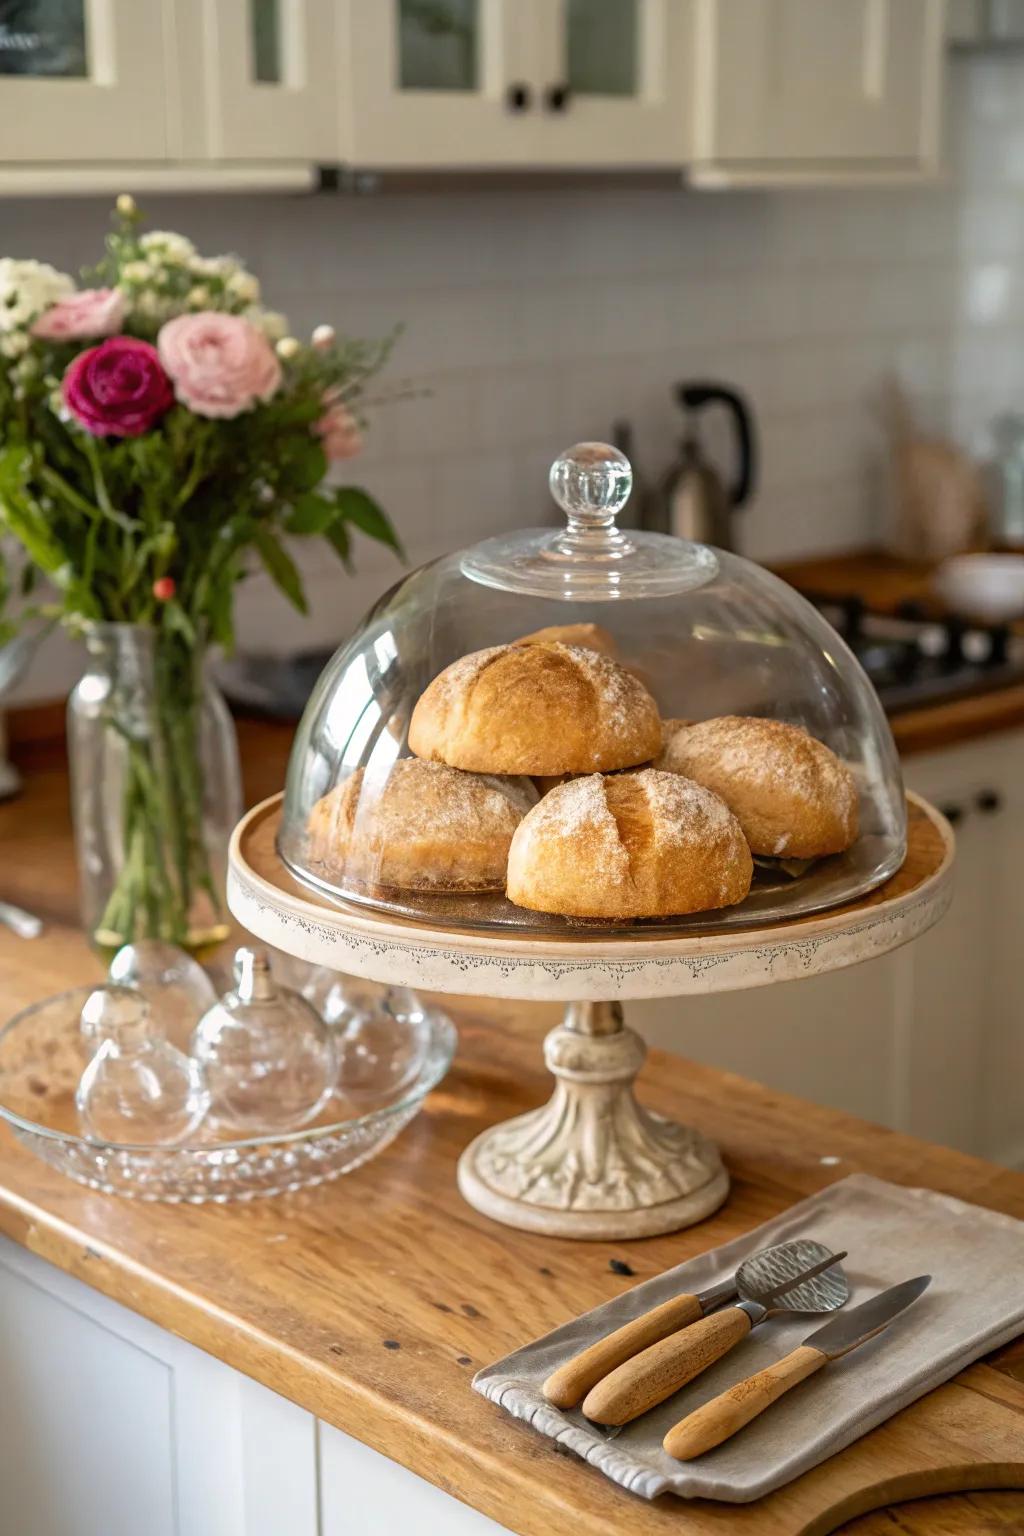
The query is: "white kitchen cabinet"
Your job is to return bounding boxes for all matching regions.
[528,0,695,167]
[340,0,544,169]
[0,1233,320,1536]
[636,729,1024,1169]
[690,0,945,183]
[175,0,337,162]
[0,1232,510,1536]
[0,0,169,162]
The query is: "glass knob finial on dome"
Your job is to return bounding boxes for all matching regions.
[549,442,632,532]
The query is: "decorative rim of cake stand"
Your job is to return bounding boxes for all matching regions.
[228,794,954,1003]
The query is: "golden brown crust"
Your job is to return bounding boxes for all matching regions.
[307,759,537,892]
[408,642,662,776]
[513,622,617,657]
[506,769,752,919]
[656,716,859,859]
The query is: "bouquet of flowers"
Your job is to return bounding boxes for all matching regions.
[0,195,400,953]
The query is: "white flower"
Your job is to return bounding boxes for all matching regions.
[247,307,289,341]
[189,253,236,279]
[116,193,137,217]
[121,260,151,284]
[311,323,335,351]
[0,331,30,358]
[0,257,74,332]
[134,290,167,319]
[227,270,260,304]
[276,336,300,360]
[140,230,196,264]
[187,285,212,309]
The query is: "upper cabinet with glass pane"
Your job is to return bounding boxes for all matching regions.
[0,0,168,160]
[174,0,336,161]
[530,0,693,166]
[341,0,544,167]
[0,0,948,184]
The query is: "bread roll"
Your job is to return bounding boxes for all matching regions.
[513,622,616,657]
[409,641,661,776]
[656,716,858,859]
[307,758,537,892]
[506,769,752,919]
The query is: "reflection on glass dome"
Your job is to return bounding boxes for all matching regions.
[279,444,905,936]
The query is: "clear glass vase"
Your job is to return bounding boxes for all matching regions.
[68,624,242,960]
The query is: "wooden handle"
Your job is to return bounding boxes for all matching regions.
[581,1305,753,1427]
[663,1344,827,1460]
[543,1293,705,1409]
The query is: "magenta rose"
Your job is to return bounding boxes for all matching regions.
[157,311,281,419]
[315,393,363,461]
[62,336,174,438]
[32,287,125,342]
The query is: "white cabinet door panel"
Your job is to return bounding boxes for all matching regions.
[175,0,336,161]
[0,0,169,161]
[529,0,693,166]
[0,1247,177,1536]
[694,0,944,167]
[343,0,543,168]
[319,1420,513,1535]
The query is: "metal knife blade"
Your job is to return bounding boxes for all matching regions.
[803,1274,931,1360]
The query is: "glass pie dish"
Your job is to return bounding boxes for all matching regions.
[278,444,906,935]
[0,985,456,1202]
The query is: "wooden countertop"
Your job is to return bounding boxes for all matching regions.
[773,550,1024,757]
[2,733,1024,1532]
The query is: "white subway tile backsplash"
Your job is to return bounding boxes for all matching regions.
[6,54,1024,703]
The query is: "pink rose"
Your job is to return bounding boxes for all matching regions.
[31,287,125,342]
[157,311,281,419]
[315,394,363,461]
[62,336,174,438]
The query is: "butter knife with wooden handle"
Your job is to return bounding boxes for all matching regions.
[543,1278,738,1409]
[663,1275,931,1461]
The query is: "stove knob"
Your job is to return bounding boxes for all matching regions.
[976,789,1002,814]
[917,624,947,659]
[962,629,993,664]
[940,803,964,825]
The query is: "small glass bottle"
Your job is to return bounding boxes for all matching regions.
[76,986,210,1145]
[303,972,430,1102]
[191,947,336,1132]
[107,939,218,1053]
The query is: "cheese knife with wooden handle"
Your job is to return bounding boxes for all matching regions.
[545,1239,848,1411]
[663,1274,931,1461]
[582,1248,848,1427]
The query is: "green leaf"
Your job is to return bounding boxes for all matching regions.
[334,487,404,556]
[325,520,352,572]
[254,526,308,614]
[284,493,338,536]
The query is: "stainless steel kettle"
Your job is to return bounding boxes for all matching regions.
[653,383,757,550]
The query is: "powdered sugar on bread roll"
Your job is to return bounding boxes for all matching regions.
[656,715,858,859]
[409,641,662,776]
[307,758,537,892]
[506,769,752,919]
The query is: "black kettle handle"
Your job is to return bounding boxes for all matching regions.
[677,383,756,509]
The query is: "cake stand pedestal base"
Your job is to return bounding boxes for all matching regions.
[456,1001,729,1240]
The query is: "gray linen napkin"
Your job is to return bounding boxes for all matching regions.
[472,1173,1024,1502]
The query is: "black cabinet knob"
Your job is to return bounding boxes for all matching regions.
[506,82,532,112]
[940,803,964,825]
[545,82,571,112]
[975,789,1002,814]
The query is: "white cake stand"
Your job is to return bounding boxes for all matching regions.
[227,793,953,1241]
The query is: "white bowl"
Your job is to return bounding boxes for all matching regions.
[934,553,1024,622]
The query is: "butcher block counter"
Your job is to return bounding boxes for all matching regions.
[2,728,1024,1535]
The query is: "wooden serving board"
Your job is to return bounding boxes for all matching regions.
[716,1359,1024,1535]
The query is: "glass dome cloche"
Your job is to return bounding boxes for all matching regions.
[279,443,906,936]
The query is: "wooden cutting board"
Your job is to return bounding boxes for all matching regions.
[713,1357,1024,1534]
